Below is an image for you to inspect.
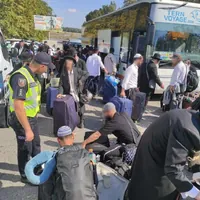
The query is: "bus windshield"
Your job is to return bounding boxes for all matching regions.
[153,22,200,68]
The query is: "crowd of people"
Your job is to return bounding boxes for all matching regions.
[5,40,200,200]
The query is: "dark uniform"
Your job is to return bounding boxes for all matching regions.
[8,52,53,182]
[8,66,41,178]
[127,110,200,200]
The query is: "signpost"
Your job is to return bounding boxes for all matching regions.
[33,15,63,31]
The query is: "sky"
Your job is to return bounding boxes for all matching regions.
[44,0,124,28]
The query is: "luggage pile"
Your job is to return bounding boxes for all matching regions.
[161,89,200,112]
[103,75,146,122]
[35,145,129,200]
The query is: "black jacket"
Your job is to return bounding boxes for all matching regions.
[128,110,200,200]
[15,44,29,56]
[139,60,162,94]
[58,67,89,102]
[76,58,87,71]
[147,60,162,87]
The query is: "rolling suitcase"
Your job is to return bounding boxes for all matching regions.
[53,95,79,136]
[103,80,118,103]
[132,92,146,122]
[0,100,9,128]
[110,96,133,117]
[46,87,58,115]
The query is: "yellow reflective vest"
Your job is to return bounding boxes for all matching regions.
[9,67,41,117]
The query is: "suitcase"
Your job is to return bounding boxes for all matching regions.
[105,76,119,87]
[0,100,9,128]
[53,95,79,136]
[132,92,146,122]
[46,87,58,115]
[110,96,133,117]
[103,80,118,103]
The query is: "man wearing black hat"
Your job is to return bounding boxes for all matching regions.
[139,53,164,105]
[57,55,89,128]
[8,52,53,184]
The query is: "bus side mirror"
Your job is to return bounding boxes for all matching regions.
[147,24,155,45]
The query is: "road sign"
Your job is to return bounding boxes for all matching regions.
[34,15,63,31]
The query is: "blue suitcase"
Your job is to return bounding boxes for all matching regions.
[105,75,119,87]
[110,96,133,117]
[103,80,118,103]
[46,87,59,115]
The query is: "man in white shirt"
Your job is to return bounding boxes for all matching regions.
[120,54,143,99]
[170,54,187,93]
[86,48,108,95]
[104,48,117,75]
[86,48,108,77]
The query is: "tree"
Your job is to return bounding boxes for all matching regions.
[85,1,117,22]
[0,0,52,41]
[63,27,81,33]
[123,0,136,7]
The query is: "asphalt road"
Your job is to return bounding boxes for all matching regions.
[0,97,162,200]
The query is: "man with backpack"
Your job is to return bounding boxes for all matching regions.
[169,54,187,94]
[38,126,97,200]
[185,59,199,92]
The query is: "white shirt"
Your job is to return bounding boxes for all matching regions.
[170,61,187,87]
[19,47,23,55]
[86,53,105,77]
[68,70,79,102]
[121,63,138,90]
[104,53,117,74]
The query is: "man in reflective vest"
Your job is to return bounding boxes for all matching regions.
[8,52,54,184]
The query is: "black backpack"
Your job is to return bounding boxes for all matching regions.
[186,67,199,92]
[38,145,97,200]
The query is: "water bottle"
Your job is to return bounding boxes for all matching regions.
[89,149,96,165]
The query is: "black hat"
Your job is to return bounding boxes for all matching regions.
[18,52,33,62]
[34,52,54,69]
[151,53,162,60]
[65,55,76,64]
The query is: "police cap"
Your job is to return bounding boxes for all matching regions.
[34,52,54,70]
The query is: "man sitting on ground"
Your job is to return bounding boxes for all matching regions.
[82,103,141,157]
[57,126,75,147]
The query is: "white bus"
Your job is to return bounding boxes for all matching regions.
[82,0,200,93]
[0,29,13,100]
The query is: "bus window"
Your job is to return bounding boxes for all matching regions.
[120,32,130,63]
[0,33,9,62]
[153,22,200,67]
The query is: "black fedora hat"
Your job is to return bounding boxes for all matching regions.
[151,53,162,60]
[65,55,76,64]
